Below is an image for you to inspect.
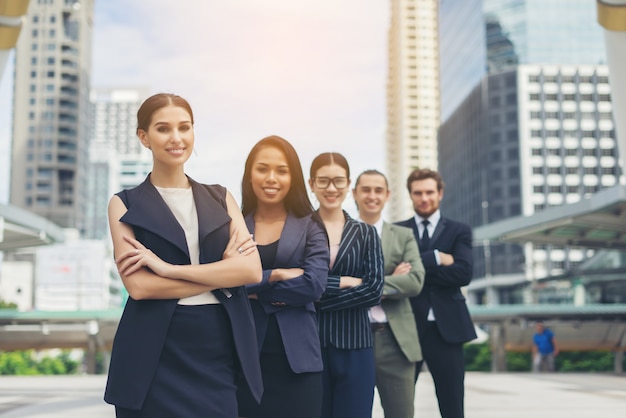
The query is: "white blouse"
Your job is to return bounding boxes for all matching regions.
[155,186,219,305]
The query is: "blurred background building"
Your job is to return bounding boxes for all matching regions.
[86,87,151,240]
[9,0,94,233]
[433,0,624,305]
[386,0,441,220]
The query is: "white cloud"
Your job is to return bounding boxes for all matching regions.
[3,1,389,216]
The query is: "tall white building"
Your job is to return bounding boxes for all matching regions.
[439,64,620,303]
[386,0,440,221]
[10,0,94,233]
[86,87,151,240]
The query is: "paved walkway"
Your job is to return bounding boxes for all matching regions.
[0,372,625,417]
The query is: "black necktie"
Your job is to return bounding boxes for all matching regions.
[421,220,430,249]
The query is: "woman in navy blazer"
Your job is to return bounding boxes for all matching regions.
[309,152,384,418]
[104,94,263,418]
[236,136,329,418]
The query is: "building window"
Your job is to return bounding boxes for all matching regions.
[506,112,517,123]
[506,93,517,105]
[582,149,596,156]
[507,130,517,142]
[601,148,615,157]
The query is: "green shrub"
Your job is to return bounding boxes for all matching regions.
[463,343,625,372]
[0,350,80,375]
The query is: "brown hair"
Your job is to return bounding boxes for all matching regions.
[309,152,350,180]
[406,168,444,193]
[355,169,388,189]
[136,93,194,133]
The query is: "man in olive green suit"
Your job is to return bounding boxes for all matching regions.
[353,170,425,418]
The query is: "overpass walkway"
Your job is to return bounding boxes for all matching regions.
[0,372,625,417]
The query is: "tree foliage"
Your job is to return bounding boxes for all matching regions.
[0,350,80,375]
[464,343,625,372]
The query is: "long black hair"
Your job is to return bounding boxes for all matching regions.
[241,135,314,218]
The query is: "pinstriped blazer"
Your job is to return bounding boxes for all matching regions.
[318,211,384,349]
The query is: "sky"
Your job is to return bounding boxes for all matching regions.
[1,0,390,217]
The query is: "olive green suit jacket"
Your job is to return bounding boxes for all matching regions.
[380,222,425,362]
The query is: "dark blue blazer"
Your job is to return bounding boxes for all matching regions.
[318,211,384,350]
[104,176,263,409]
[244,212,329,373]
[395,216,477,344]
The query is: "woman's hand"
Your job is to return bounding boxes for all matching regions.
[223,228,258,259]
[116,235,172,277]
[339,276,363,289]
[269,268,304,283]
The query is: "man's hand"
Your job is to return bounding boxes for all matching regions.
[392,262,412,275]
[439,251,455,266]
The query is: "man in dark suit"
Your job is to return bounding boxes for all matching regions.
[396,168,477,418]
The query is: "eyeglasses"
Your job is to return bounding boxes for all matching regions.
[313,176,348,189]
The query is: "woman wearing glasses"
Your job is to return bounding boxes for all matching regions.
[237,136,329,418]
[308,152,384,418]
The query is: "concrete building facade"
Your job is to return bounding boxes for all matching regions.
[85,87,151,240]
[10,0,94,233]
[385,0,440,221]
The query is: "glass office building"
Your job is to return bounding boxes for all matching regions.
[484,0,606,70]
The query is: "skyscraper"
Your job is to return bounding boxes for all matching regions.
[484,0,606,71]
[10,0,94,233]
[85,87,151,240]
[386,0,440,221]
[438,0,620,304]
[438,0,486,122]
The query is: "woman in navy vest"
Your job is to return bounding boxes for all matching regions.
[104,93,263,417]
[236,135,329,417]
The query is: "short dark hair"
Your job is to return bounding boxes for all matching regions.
[136,93,194,133]
[355,169,388,189]
[406,168,444,193]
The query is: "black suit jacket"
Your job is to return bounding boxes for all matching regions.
[395,216,477,344]
[104,176,263,409]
